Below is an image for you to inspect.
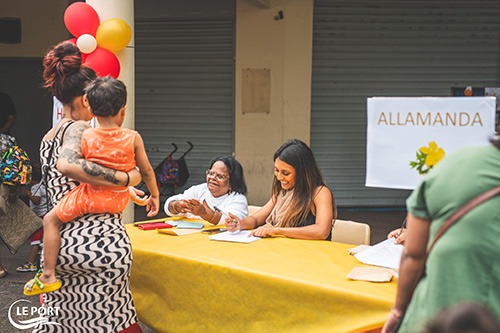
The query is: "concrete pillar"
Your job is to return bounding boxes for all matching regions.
[235,0,314,205]
[87,0,136,224]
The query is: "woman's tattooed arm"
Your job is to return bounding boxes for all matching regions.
[57,121,125,186]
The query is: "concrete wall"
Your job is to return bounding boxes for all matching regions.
[1,0,316,210]
[0,0,69,57]
[0,0,137,223]
[235,0,313,205]
[0,0,68,167]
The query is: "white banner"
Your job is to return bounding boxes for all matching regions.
[366,97,496,190]
[52,96,64,127]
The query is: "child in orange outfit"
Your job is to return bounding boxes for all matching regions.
[24,77,160,296]
[55,126,137,222]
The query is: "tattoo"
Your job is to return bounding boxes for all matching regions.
[82,161,119,184]
[59,121,120,185]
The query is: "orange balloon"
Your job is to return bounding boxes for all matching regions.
[96,18,132,53]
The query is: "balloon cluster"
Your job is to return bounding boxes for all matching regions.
[63,2,132,78]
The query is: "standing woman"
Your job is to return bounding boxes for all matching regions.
[382,128,500,333]
[35,41,143,333]
[226,139,336,240]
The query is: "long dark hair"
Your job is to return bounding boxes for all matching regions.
[272,139,336,226]
[42,41,96,105]
[209,156,247,195]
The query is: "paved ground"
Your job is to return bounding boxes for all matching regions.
[0,206,406,332]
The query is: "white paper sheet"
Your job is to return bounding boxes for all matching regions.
[209,230,260,243]
[354,237,404,269]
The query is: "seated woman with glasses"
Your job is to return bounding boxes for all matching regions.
[164,156,248,224]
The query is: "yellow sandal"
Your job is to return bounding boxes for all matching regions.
[24,270,61,296]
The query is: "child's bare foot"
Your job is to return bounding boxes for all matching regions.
[38,271,58,285]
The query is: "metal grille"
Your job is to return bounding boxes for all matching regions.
[135,19,235,195]
[311,0,500,206]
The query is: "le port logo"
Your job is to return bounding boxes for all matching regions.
[8,299,61,330]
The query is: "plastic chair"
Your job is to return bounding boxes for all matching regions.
[331,219,371,245]
[247,205,261,215]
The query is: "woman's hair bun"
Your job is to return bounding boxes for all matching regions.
[43,42,83,88]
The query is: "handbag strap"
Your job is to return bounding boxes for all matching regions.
[426,186,500,255]
[398,186,500,333]
[416,186,500,283]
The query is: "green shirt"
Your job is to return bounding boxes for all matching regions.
[400,145,500,333]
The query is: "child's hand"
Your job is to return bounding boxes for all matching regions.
[146,195,160,217]
[129,187,149,206]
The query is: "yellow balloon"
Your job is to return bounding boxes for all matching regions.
[96,18,132,53]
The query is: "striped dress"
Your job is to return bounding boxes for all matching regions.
[33,120,139,333]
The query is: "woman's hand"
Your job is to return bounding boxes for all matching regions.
[225,212,241,232]
[171,199,190,214]
[381,308,403,333]
[388,228,407,245]
[187,199,207,216]
[251,224,277,238]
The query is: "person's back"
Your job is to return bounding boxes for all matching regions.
[27,40,143,332]
[383,142,500,333]
[24,76,159,297]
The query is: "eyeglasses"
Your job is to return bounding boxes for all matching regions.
[205,170,229,181]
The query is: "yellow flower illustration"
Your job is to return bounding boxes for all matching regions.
[410,141,446,175]
[419,141,445,167]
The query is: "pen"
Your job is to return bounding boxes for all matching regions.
[213,206,227,217]
[214,206,240,231]
[397,218,407,237]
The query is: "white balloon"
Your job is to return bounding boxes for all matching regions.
[77,34,97,54]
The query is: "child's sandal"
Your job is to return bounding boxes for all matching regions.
[24,269,62,296]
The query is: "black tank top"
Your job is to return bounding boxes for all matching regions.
[303,211,332,241]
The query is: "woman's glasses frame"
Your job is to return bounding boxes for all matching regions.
[205,170,229,181]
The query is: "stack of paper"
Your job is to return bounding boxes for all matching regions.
[209,230,260,243]
[157,228,202,236]
[354,238,404,269]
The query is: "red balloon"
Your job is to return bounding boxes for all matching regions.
[84,47,120,78]
[64,3,100,37]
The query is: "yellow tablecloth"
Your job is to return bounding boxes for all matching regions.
[126,223,396,333]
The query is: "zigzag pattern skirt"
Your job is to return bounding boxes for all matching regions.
[34,213,138,332]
